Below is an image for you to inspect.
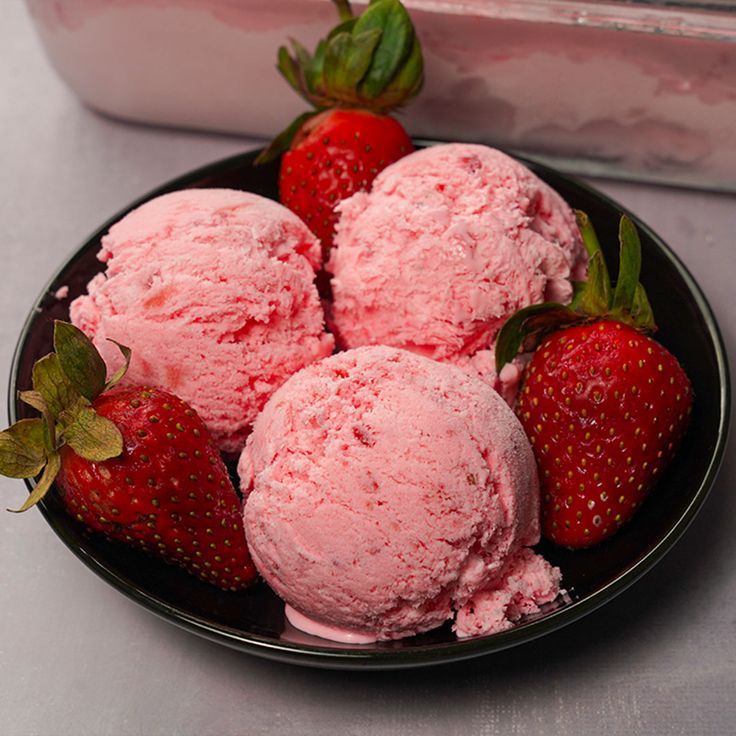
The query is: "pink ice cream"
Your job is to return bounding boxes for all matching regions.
[71,188,334,453]
[240,346,561,642]
[328,143,586,402]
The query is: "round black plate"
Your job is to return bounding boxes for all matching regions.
[8,146,730,669]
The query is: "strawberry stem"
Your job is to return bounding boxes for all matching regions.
[333,0,354,23]
[1,321,131,512]
[8,451,60,513]
[495,212,659,371]
[258,0,423,164]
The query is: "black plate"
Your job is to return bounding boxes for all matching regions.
[8,146,730,669]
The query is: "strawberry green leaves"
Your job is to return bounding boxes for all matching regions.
[293,0,422,110]
[376,30,422,110]
[31,353,78,418]
[11,452,61,514]
[573,210,611,315]
[54,320,107,400]
[580,211,655,332]
[258,0,423,162]
[610,216,655,331]
[574,250,610,316]
[59,399,123,462]
[494,303,579,371]
[495,212,658,370]
[324,27,383,99]
[103,339,132,392]
[0,415,61,514]
[1,320,131,511]
[631,283,656,331]
[353,0,415,100]
[0,419,48,479]
[611,215,642,316]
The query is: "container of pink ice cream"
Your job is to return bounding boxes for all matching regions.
[25,0,736,191]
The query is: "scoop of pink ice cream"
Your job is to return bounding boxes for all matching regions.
[327,143,586,399]
[240,345,561,642]
[71,188,334,453]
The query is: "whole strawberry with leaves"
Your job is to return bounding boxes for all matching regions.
[0,321,256,590]
[256,0,422,250]
[496,212,693,549]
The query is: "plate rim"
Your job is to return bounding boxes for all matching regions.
[7,145,731,670]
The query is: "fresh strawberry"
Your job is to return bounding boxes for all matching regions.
[279,109,412,247]
[0,321,256,591]
[496,213,693,548]
[256,0,423,251]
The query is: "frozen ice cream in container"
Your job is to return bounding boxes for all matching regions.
[26,0,736,191]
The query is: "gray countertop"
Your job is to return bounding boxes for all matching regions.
[2,4,735,735]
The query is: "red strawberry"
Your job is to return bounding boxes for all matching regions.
[496,213,693,548]
[256,0,423,251]
[0,321,256,590]
[279,109,412,247]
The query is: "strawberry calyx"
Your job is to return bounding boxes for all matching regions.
[256,0,423,164]
[495,212,657,370]
[0,321,130,512]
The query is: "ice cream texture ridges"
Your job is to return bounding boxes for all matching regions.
[70,188,334,454]
[240,346,561,642]
[328,143,587,402]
